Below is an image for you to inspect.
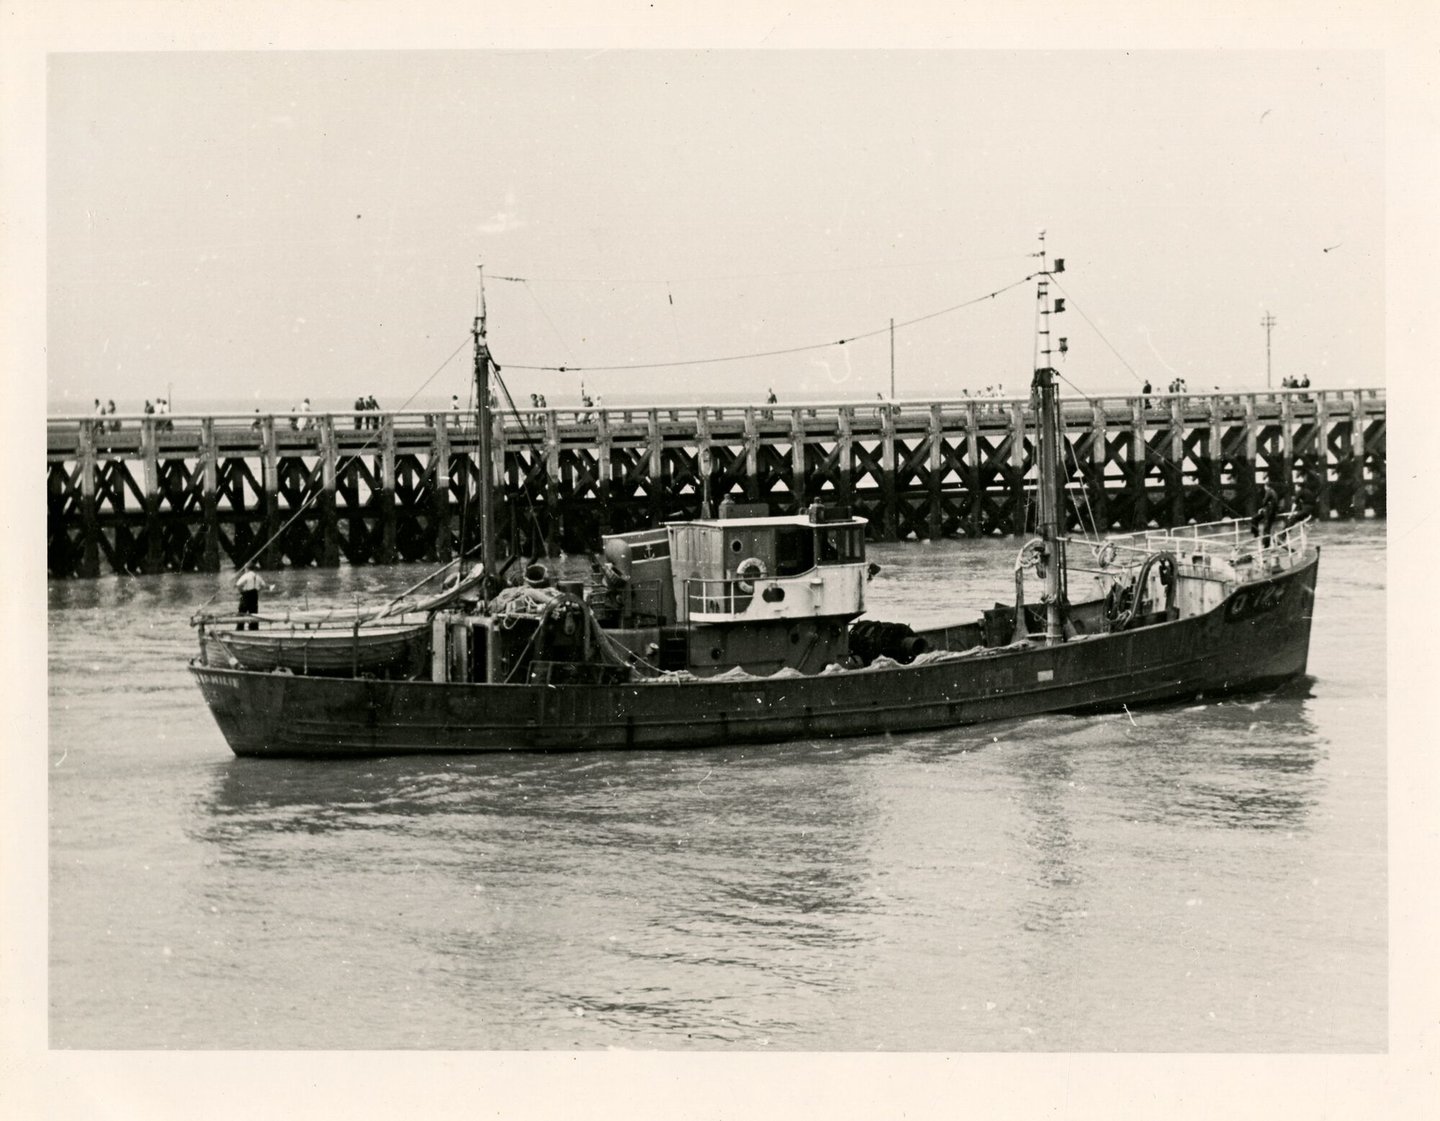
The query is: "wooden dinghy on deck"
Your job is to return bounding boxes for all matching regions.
[201,617,431,678]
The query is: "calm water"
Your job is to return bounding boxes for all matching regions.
[47,524,1386,1050]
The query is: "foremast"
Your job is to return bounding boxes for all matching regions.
[1031,234,1068,644]
[473,265,499,592]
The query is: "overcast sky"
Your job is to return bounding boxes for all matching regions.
[47,50,1383,410]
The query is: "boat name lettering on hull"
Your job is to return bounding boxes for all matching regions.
[1224,581,1288,623]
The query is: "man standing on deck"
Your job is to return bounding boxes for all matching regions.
[235,568,272,631]
[1251,480,1282,548]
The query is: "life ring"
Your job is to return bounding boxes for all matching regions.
[1094,542,1117,568]
[736,557,767,593]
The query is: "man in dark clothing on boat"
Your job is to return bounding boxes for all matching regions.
[235,568,272,631]
[1251,481,1282,547]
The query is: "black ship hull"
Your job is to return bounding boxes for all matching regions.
[190,554,1318,758]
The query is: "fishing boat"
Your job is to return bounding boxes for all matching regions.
[189,249,1318,757]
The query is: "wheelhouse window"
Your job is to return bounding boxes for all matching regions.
[774,526,816,576]
[817,525,865,564]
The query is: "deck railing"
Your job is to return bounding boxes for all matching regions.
[683,576,759,620]
[48,385,1387,434]
[1099,516,1311,569]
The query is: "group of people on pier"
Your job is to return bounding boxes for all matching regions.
[351,395,383,429]
[92,399,119,430]
[1139,378,1196,408]
[92,397,175,431]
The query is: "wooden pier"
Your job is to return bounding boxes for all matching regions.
[46,389,1387,577]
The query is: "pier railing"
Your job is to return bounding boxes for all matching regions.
[47,388,1386,577]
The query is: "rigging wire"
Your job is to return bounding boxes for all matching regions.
[200,257,1217,614]
[1048,276,1148,387]
[1036,266,1231,517]
[1062,433,1102,544]
[489,362,555,556]
[520,279,577,367]
[195,334,474,610]
[454,354,477,561]
[1050,366,1236,517]
[488,252,1034,287]
[198,267,1032,608]
[498,273,1038,373]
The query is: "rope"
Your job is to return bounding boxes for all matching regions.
[490,364,554,556]
[520,279,577,366]
[1063,433,1101,542]
[488,252,1033,287]
[498,273,1037,373]
[1051,367,1235,516]
[1048,276,1148,386]
[194,334,473,611]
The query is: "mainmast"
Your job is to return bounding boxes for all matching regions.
[1031,233,1068,644]
[473,265,498,591]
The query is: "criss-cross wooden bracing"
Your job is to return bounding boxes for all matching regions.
[47,389,1387,577]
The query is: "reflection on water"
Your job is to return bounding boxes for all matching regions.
[193,742,882,1040]
[1126,685,1324,832]
[1010,743,1088,937]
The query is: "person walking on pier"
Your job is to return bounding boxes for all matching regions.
[234,568,272,631]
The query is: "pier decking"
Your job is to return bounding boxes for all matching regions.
[47,389,1386,577]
